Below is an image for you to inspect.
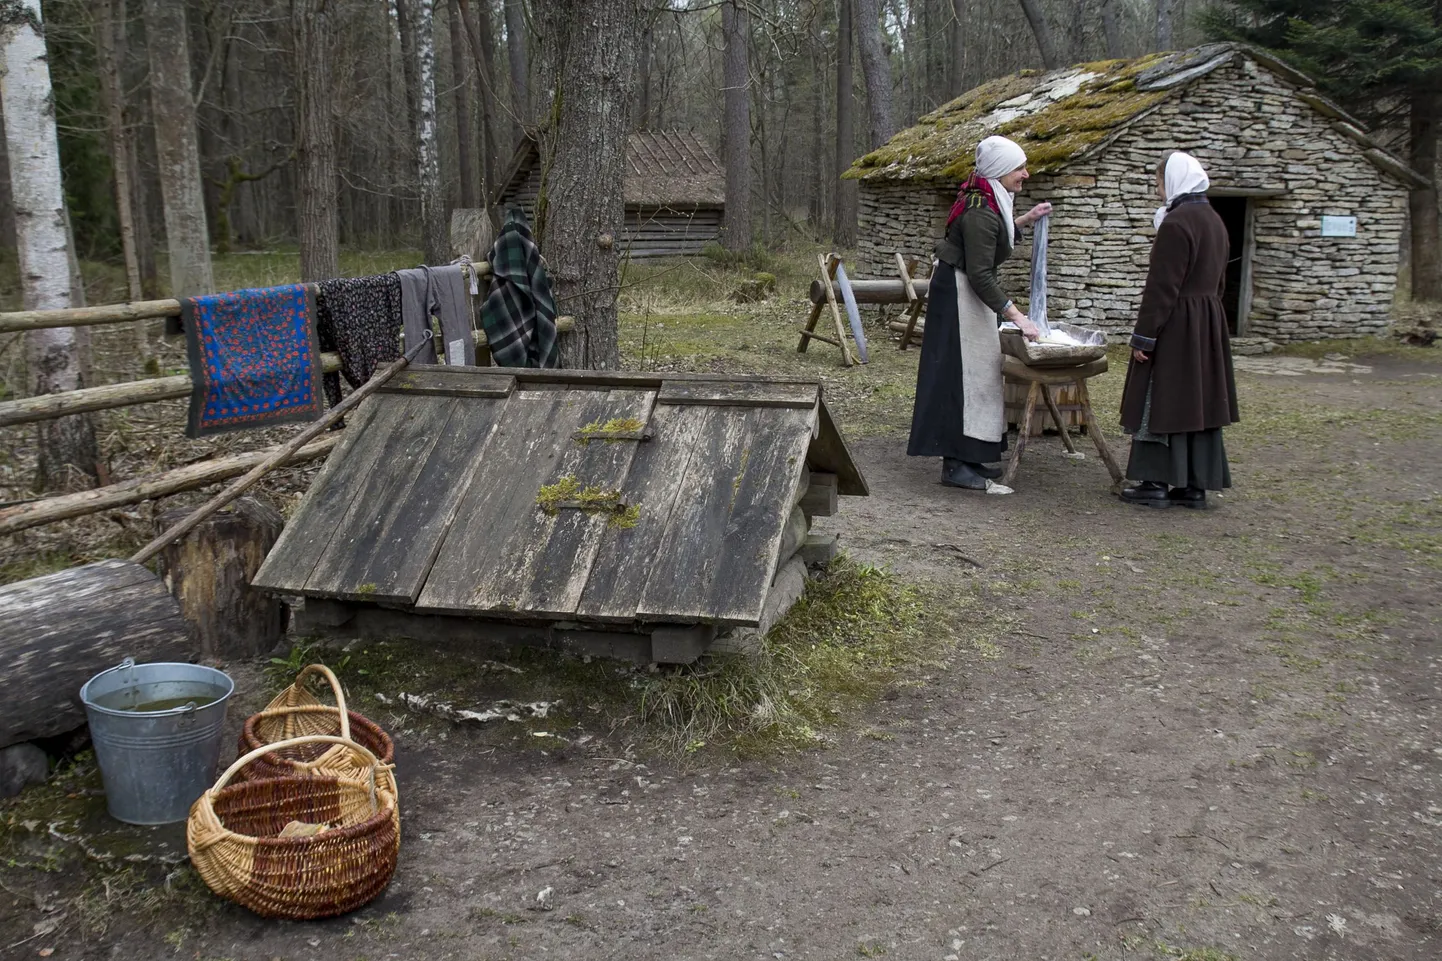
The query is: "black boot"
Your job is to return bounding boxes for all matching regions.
[968,462,1003,480]
[1167,486,1208,510]
[1120,481,1170,508]
[941,458,987,490]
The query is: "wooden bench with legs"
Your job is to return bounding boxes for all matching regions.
[1000,356,1125,491]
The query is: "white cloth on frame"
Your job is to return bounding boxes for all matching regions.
[975,135,1027,252]
[1153,152,1210,229]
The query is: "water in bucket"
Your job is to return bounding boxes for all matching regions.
[80,659,235,825]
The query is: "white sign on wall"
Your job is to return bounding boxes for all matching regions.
[1320,215,1357,238]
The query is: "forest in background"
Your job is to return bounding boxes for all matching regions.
[4,0,1227,276]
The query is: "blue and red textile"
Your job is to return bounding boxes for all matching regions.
[183,284,324,438]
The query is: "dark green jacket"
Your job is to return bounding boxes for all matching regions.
[935,200,1019,316]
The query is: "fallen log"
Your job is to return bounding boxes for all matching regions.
[0,559,193,748]
[0,434,339,536]
[808,277,931,305]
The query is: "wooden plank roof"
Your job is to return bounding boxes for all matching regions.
[253,368,866,628]
[495,130,725,212]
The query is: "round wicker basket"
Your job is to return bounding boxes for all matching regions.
[187,735,399,920]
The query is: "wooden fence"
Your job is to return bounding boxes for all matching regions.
[0,280,574,534]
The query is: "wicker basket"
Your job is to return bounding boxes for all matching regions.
[237,664,395,789]
[188,734,399,920]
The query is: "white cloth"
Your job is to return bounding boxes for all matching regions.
[1153,152,1210,229]
[976,135,1026,250]
[955,267,1005,445]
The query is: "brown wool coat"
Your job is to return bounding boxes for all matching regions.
[1119,199,1241,436]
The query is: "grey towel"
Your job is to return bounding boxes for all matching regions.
[1028,214,1051,339]
[397,265,475,366]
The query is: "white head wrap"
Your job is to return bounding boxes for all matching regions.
[975,136,1027,244]
[1153,152,1210,229]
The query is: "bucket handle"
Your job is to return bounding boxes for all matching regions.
[292,664,352,741]
[210,734,389,812]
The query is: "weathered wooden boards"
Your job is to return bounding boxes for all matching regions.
[156,498,283,659]
[999,355,1124,491]
[254,368,866,632]
[0,560,193,748]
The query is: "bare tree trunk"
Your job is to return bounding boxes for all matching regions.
[533,0,640,369]
[505,0,530,138]
[720,0,751,251]
[400,0,447,265]
[141,0,214,299]
[834,0,857,247]
[948,0,966,96]
[1101,0,1123,59]
[1016,0,1062,69]
[853,0,895,148]
[636,16,652,131]
[1411,81,1442,300]
[294,0,339,283]
[449,0,477,208]
[1,0,101,491]
[1155,0,1177,51]
[95,0,152,370]
[456,0,501,197]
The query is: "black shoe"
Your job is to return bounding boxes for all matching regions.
[1167,486,1208,509]
[941,458,987,490]
[969,462,1003,480]
[1120,481,1171,508]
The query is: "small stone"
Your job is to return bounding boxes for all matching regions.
[1072,907,1091,916]
[0,743,48,799]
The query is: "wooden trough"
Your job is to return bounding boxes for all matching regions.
[252,367,868,664]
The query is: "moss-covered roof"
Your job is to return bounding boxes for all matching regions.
[846,44,1236,182]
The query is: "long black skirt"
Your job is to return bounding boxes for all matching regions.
[906,265,1007,465]
[1126,429,1231,490]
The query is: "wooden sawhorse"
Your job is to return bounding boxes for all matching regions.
[1000,355,1125,491]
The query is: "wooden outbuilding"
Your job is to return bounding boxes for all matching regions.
[252,367,865,664]
[494,131,725,258]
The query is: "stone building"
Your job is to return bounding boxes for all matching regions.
[847,44,1425,342]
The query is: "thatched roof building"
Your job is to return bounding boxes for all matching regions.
[496,131,725,258]
[848,44,1425,342]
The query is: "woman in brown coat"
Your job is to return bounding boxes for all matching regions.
[1119,151,1240,509]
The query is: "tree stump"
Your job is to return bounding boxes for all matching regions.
[156,497,285,659]
[0,559,193,748]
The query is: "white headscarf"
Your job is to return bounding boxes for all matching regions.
[1153,152,1210,229]
[975,136,1027,243]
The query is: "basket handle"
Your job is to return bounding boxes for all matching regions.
[211,734,383,795]
[293,664,351,741]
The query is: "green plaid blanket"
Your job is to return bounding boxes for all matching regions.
[480,208,559,368]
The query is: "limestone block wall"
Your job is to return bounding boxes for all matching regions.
[855,56,1409,342]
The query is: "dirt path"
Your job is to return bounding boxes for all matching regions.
[4,359,1440,961]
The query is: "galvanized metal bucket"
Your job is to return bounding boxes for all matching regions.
[79,659,235,825]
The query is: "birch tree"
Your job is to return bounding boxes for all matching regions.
[0,0,101,490]
[141,0,213,299]
[400,0,447,265]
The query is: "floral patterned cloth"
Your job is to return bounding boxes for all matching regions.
[182,284,324,437]
[315,274,405,407]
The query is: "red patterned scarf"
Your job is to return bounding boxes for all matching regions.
[946,174,1000,227]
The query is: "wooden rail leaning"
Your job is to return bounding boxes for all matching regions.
[0,435,340,536]
[0,353,341,429]
[0,262,495,334]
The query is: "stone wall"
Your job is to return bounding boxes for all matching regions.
[856,55,1409,341]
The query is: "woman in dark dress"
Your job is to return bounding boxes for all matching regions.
[908,136,1051,492]
[1119,151,1240,509]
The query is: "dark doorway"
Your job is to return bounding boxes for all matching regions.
[1208,195,1250,335]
